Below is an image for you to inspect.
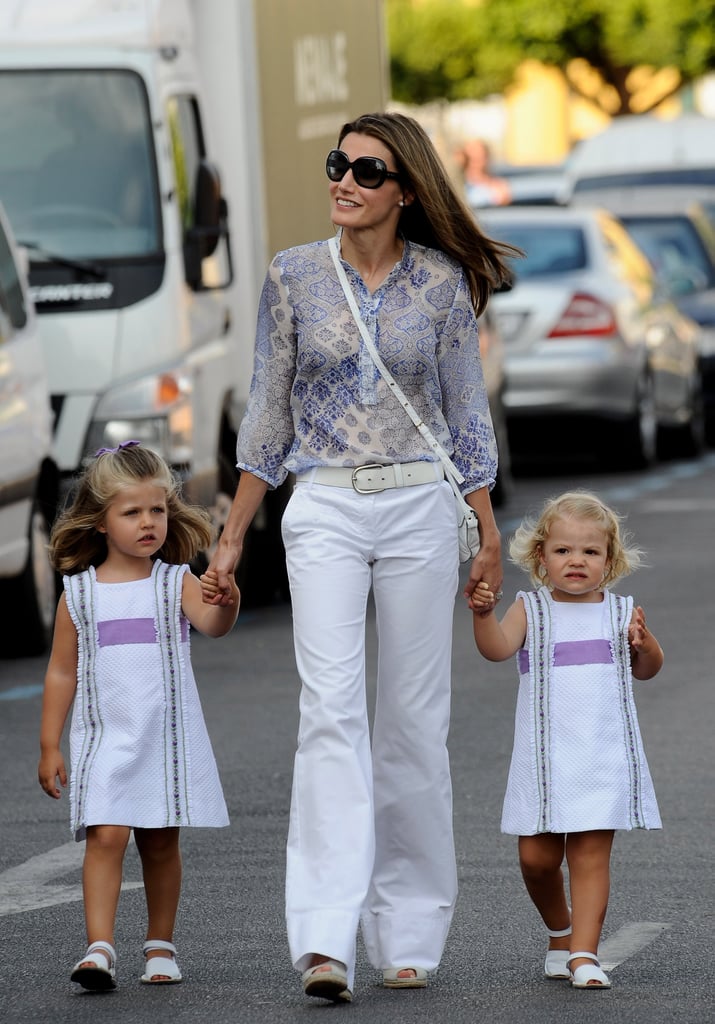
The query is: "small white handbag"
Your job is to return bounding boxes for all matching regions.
[328,235,480,562]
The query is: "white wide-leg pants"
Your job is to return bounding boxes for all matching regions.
[282,476,459,988]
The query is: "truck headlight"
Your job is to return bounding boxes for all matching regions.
[85,371,193,465]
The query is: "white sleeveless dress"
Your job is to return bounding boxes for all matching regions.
[501,587,661,835]
[64,560,229,841]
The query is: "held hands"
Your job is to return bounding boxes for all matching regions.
[467,579,504,618]
[463,541,504,618]
[38,750,67,799]
[200,568,239,606]
[200,532,243,605]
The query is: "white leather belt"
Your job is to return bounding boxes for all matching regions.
[300,461,444,493]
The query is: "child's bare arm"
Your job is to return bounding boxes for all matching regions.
[472,596,527,662]
[629,605,664,680]
[184,570,240,637]
[38,596,78,799]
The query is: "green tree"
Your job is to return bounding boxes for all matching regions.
[387,0,715,115]
[387,0,511,104]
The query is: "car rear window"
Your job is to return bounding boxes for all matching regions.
[621,217,715,287]
[485,224,587,278]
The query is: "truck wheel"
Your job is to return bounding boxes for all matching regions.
[656,376,706,460]
[236,480,291,607]
[208,455,290,608]
[0,499,57,657]
[489,394,513,507]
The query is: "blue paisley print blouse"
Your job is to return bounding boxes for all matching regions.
[236,236,497,492]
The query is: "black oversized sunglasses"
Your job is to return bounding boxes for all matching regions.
[326,149,402,189]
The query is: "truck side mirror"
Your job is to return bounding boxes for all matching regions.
[183,159,234,290]
[194,160,222,258]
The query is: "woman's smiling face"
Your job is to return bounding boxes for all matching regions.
[328,132,404,230]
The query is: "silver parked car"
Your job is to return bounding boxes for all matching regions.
[478,306,512,506]
[0,201,59,656]
[613,202,715,446]
[477,206,705,467]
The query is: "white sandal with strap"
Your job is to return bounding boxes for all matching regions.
[70,941,117,990]
[544,923,572,979]
[567,951,611,989]
[141,940,182,984]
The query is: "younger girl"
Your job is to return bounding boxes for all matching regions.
[38,441,239,990]
[471,491,663,990]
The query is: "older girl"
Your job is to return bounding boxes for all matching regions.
[39,441,239,990]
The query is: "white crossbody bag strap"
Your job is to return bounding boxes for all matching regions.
[328,234,466,495]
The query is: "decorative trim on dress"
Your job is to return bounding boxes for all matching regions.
[607,592,642,828]
[154,562,191,827]
[521,588,553,833]
[65,570,103,837]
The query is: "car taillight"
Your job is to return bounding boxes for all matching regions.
[548,293,617,337]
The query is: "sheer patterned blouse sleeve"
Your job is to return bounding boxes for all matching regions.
[437,268,498,493]
[235,255,297,489]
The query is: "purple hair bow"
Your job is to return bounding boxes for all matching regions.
[94,439,141,457]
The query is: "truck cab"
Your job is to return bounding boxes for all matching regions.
[0,1,234,542]
[0,0,389,610]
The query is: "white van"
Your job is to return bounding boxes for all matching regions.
[564,113,715,209]
[0,202,59,657]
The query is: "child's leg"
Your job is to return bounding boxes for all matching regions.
[565,829,615,972]
[82,824,132,949]
[518,833,571,946]
[134,827,182,970]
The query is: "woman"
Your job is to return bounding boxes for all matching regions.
[204,112,516,1002]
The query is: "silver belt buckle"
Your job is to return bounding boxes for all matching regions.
[351,464,387,493]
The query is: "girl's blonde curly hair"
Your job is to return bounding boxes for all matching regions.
[509,490,644,589]
[49,443,213,574]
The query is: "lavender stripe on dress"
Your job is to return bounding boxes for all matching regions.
[98,617,189,646]
[518,639,612,673]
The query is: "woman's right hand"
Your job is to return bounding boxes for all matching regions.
[201,538,242,606]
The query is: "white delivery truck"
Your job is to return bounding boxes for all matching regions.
[0,0,387,607]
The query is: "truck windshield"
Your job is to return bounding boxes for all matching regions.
[0,69,160,260]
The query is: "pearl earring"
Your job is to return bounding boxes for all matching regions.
[398,200,405,207]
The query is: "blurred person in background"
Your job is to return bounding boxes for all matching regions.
[456,138,511,208]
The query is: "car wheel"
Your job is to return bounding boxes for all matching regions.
[489,395,513,507]
[0,499,57,657]
[657,375,706,460]
[617,373,658,469]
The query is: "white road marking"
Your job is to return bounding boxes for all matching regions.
[0,684,44,701]
[636,498,715,512]
[0,841,142,916]
[599,921,671,971]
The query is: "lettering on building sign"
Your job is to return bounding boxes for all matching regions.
[294,32,349,106]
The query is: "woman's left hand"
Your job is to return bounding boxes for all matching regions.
[460,487,503,609]
[464,544,503,611]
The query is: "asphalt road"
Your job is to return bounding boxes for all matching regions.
[1,453,714,1024]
